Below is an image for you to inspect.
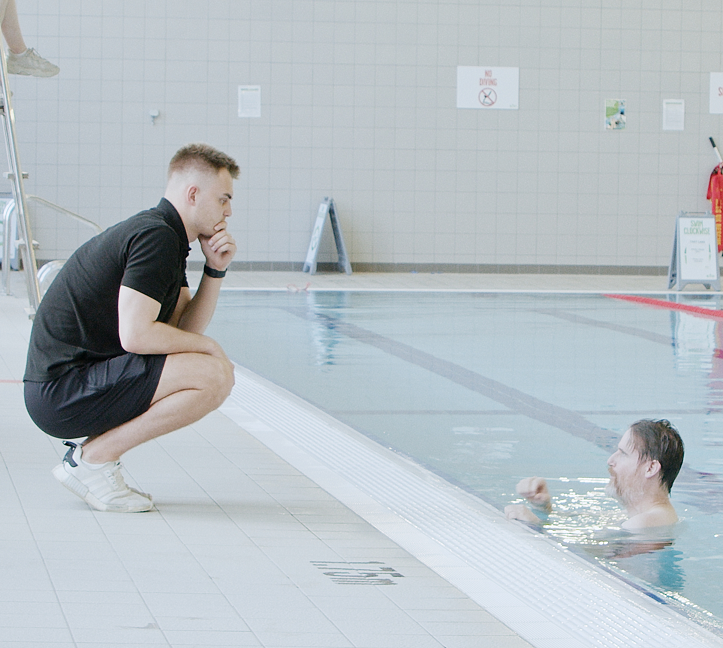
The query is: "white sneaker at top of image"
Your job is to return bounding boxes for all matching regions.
[52,441,153,513]
[6,47,59,77]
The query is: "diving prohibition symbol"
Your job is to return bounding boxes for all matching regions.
[478,88,497,107]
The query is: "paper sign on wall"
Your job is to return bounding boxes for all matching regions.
[238,85,261,118]
[456,67,519,110]
[710,74,723,114]
[663,99,684,131]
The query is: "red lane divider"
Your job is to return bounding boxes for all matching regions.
[0,379,22,383]
[604,294,723,321]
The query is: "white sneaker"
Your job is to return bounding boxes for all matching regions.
[52,441,153,513]
[6,48,59,77]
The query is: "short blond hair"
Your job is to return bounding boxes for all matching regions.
[168,143,240,180]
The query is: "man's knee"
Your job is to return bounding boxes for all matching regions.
[188,354,234,407]
[209,355,235,404]
[155,352,235,407]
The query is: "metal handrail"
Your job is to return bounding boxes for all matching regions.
[27,195,103,235]
[1,197,102,297]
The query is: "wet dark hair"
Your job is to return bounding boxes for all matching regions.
[168,143,240,179]
[629,419,684,493]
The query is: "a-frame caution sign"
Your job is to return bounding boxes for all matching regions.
[302,197,352,275]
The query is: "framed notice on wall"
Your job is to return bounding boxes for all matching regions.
[668,212,720,290]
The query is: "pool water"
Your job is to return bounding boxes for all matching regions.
[207,290,723,632]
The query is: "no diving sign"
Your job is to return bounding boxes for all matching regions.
[457,66,519,110]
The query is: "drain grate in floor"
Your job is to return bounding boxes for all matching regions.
[312,561,405,585]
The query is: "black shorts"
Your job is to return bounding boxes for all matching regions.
[24,353,167,439]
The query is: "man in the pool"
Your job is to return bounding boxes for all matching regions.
[505,419,684,530]
[23,143,238,513]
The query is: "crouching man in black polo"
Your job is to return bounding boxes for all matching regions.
[24,143,238,512]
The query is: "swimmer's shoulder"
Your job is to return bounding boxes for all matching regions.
[623,504,678,531]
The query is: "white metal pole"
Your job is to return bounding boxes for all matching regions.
[0,41,41,312]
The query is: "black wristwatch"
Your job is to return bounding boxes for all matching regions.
[203,264,227,278]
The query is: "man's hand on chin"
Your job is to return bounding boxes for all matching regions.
[200,221,237,270]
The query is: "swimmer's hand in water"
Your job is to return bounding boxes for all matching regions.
[515,477,552,512]
[504,503,541,524]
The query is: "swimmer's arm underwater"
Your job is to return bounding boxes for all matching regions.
[504,476,552,524]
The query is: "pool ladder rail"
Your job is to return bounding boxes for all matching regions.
[0,42,101,315]
[1,195,102,300]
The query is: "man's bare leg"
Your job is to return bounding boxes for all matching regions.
[81,351,235,464]
[1,0,27,54]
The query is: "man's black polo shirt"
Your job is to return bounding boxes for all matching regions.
[24,198,190,382]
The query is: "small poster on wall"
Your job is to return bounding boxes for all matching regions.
[605,99,625,130]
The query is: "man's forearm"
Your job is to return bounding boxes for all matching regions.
[124,319,224,358]
[118,285,224,357]
[177,274,223,334]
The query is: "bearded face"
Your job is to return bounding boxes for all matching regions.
[606,429,646,508]
[605,462,646,507]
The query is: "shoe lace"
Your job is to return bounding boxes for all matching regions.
[104,462,128,491]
